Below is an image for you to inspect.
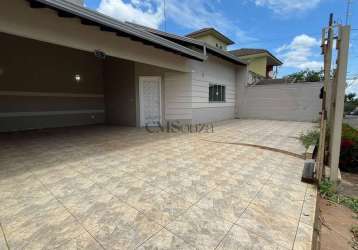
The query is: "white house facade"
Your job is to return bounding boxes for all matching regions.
[0,0,248,132]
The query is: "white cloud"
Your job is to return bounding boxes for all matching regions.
[96,0,255,45]
[252,0,322,14]
[276,34,323,70]
[97,0,164,28]
[97,0,229,31]
[165,0,256,43]
[347,79,358,94]
[165,0,226,30]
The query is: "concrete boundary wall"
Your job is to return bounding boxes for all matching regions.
[238,82,323,122]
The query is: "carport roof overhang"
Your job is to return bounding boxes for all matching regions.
[26,0,206,62]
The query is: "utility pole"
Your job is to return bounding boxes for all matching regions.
[346,0,352,25]
[163,0,166,32]
[329,25,351,183]
[316,14,334,182]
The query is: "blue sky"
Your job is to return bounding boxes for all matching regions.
[84,0,357,92]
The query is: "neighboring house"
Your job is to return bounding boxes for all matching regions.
[230,48,283,78]
[0,0,248,132]
[186,28,234,51]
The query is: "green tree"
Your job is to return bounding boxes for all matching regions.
[344,92,358,114]
[345,93,357,102]
[286,69,324,82]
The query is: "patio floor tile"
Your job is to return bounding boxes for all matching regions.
[133,190,193,227]
[137,229,195,250]
[0,119,317,249]
[236,202,299,249]
[91,211,163,249]
[5,206,85,250]
[217,224,289,250]
[194,188,251,224]
[106,178,163,207]
[165,206,232,249]
[53,231,103,250]
[164,179,217,204]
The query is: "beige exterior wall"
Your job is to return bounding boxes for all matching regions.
[0,0,192,73]
[192,35,228,50]
[239,55,267,77]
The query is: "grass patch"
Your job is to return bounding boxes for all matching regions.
[299,130,320,149]
[320,180,358,213]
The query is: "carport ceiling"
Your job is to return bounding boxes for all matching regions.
[26,0,206,62]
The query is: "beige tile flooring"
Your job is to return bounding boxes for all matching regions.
[0,119,317,249]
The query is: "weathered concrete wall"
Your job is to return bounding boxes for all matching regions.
[192,106,235,123]
[238,82,323,122]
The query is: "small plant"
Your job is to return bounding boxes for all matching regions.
[320,180,358,213]
[299,130,320,149]
[320,180,337,197]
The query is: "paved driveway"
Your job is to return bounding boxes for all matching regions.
[0,119,317,250]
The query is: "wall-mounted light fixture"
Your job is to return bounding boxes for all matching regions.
[74,74,81,83]
[94,50,106,60]
[0,68,4,76]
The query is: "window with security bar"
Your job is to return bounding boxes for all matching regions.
[209,84,226,102]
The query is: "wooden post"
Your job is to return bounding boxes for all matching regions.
[316,14,334,182]
[329,25,351,183]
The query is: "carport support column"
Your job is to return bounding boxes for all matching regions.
[329,25,350,184]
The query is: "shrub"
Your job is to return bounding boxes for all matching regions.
[299,130,320,149]
[319,180,358,213]
[299,124,357,170]
[340,124,358,171]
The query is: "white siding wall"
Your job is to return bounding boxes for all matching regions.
[164,72,193,121]
[190,56,237,123]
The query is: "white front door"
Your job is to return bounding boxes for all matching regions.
[139,76,162,127]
